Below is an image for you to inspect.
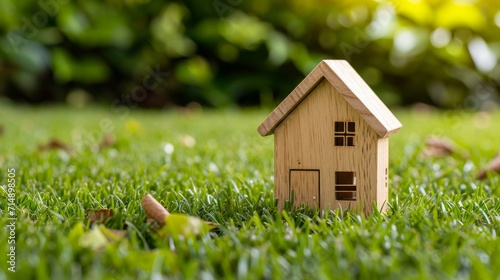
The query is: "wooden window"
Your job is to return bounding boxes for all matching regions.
[334,122,355,147]
[335,171,356,201]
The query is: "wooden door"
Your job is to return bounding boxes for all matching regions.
[289,170,320,208]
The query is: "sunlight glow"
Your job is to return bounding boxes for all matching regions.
[468,38,497,73]
[394,30,417,53]
[430,28,451,48]
[366,3,396,39]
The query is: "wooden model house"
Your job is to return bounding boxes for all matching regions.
[258,60,402,214]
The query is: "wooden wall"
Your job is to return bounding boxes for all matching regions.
[273,78,386,214]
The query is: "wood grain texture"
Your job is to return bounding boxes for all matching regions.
[376,138,389,212]
[273,79,385,214]
[258,60,402,138]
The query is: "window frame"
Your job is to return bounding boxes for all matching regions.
[334,121,355,147]
[335,171,357,201]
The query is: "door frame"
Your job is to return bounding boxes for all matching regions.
[288,169,321,207]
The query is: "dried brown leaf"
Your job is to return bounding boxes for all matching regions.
[141,194,170,226]
[146,217,161,230]
[477,153,500,180]
[87,209,114,224]
[180,135,196,148]
[38,138,73,154]
[422,137,455,158]
[98,134,116,151]
[411,103,437,113]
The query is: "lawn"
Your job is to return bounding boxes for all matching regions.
[1,105,499,279]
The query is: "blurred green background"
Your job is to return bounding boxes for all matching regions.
[0,0,499,109]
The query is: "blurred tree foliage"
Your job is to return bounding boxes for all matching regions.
[0,0,499,108]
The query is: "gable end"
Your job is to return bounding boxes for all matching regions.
[258,60,402,138]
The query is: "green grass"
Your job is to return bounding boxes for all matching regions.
[1,105,499,279]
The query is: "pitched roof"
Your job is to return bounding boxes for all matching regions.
[258,60,402,138]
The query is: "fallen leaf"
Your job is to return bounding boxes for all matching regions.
[422,137,455,157]
[159,214,217,238]
[38,138,73,154]
[99,225,127,240]
[87,209,114,224]
[141,194,218,236]
[180,135,196,148]
[98,134,116,151]
[79,225,125,251]
[411,103,436,113]
[477,153,500,180]
[146,217,161,231]
[473,111,491,129]
[79,226,109,250]
[141,194,170,226]
[178,102,202,115]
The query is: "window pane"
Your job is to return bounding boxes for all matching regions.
[347,122,355,132]
[335,185,356,191]
[336,192,356,200]
[334,137,344,146]
[334,122,344,132]
[335,171,356,184]
[347,136,355,146]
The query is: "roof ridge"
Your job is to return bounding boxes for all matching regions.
[258,60,402,138]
